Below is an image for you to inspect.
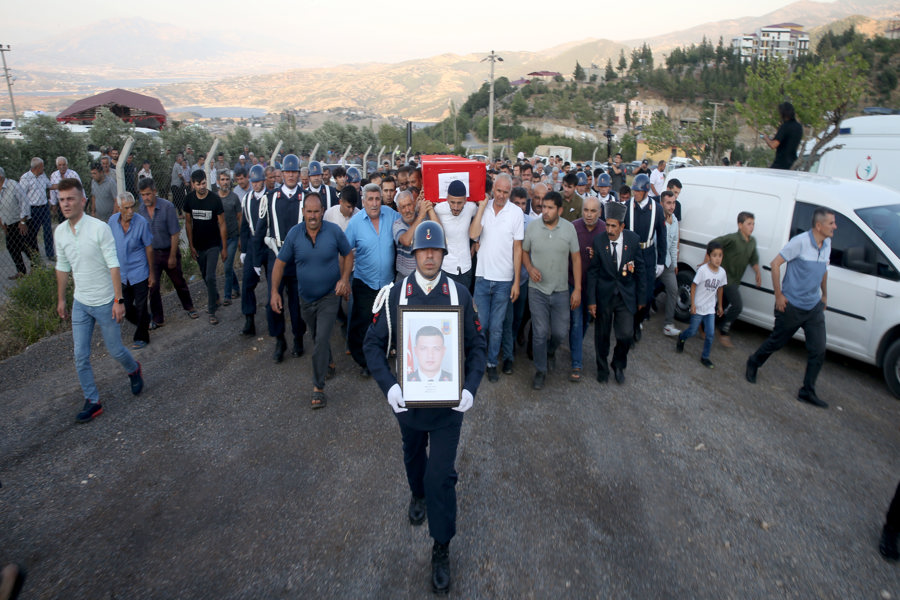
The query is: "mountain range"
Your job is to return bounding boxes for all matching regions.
[9,0,899,121]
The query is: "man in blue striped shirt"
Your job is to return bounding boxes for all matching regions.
[746,207,835,408]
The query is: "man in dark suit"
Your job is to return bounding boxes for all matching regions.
[586,201,646,384]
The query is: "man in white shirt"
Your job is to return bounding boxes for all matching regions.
[469,173,523,382]
[649,160,667,200]
[54,178,144,423]
[20,157,52,259]
[323,185,360,232]
[433,180,477,289]
[49,156,84,210]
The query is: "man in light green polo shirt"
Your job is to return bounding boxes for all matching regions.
[55,177,144,423]
[522,190,581,390]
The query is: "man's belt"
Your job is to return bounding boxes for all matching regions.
[640,239,655,249]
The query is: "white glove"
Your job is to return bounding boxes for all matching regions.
[387,383,407,413]
[655,264,664,278]
[240,253,246,265]
[254,267,261,277]
[453,389,474,413]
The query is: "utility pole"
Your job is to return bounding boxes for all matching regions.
[709,101,724,163]
[0,45,17,120]
[450,99,458,151]
[482,50,503,161]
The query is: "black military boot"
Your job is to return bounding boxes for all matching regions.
[241,315,255,336]
[273,335,287,363]
[431,541,450,595]
[408,495,426,526]
[880,525,899,561]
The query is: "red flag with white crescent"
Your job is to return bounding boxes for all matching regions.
[406,330,414,375]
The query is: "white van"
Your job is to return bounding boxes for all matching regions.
[0,118,14,131]
[673,167,900,396]
[809,115,900,194]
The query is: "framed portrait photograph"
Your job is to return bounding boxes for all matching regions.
[397,306,464,407]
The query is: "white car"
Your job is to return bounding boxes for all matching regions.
[673,167,900,396]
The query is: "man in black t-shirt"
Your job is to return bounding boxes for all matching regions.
[765,101,803,170]
[184,170,226,324]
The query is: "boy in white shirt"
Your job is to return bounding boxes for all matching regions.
[676,240,726,367]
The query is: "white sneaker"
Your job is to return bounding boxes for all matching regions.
[663,324,681,337]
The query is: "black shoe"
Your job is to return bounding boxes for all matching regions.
[360,367,371,378]
[532,371,546,390]
[633,327,642,343]
[614,367,625,384]
[241,315,255,336]
[292,338,304,357]
[700,357,714,369]
[487,366,499,382]
[129,362,143,395]
[676,339,685,353]
[596,372,608,383]
[76,400,103,423]
[273,335,287,363]
[745,358,758,384]
[408,495,426,526]
[880,525,900,561]
[431,541,451,595]
[547,352,556,372]
[502,358,514,375]
[797,388,828,409]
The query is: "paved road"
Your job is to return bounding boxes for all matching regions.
[2,284,900,599]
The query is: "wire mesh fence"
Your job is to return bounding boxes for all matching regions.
[0,181,205,360]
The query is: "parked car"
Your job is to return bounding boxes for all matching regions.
[674,167,900,396]
[665,156,699,176]
[625,160,643,176]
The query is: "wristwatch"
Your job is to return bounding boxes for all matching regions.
[115,298,125,305]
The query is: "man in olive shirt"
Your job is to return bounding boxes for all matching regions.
[522,191,581,389]
[559,172,583,223]
[712,211,762,346]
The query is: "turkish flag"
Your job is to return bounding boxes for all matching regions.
[406,331,414,375]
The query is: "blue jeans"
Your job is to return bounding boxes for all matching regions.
[568,284,589,369]
[529,288,569,373]
[30,203,55,259]
[679,313,715,359]
[473,277,512,367]
[501,279,528,361]
[72,299,139,402]
[224,237,240,299]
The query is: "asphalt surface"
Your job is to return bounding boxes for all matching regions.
[2,282,900,599]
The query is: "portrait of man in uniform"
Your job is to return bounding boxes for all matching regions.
[407,325,453,383]
[399,308,463,404]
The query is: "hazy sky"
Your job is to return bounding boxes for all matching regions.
[6,0,814,65]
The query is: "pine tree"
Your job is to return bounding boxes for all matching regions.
[574,61,586,82]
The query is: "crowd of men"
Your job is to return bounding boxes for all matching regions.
[0,127,865,594]
[1,140,840,410]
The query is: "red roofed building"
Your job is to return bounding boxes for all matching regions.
[56,88,167,129]
[526,71,562,80]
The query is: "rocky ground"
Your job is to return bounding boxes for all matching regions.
[2,283,899,599]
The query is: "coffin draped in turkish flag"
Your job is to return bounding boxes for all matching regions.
[421,155,486,203]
